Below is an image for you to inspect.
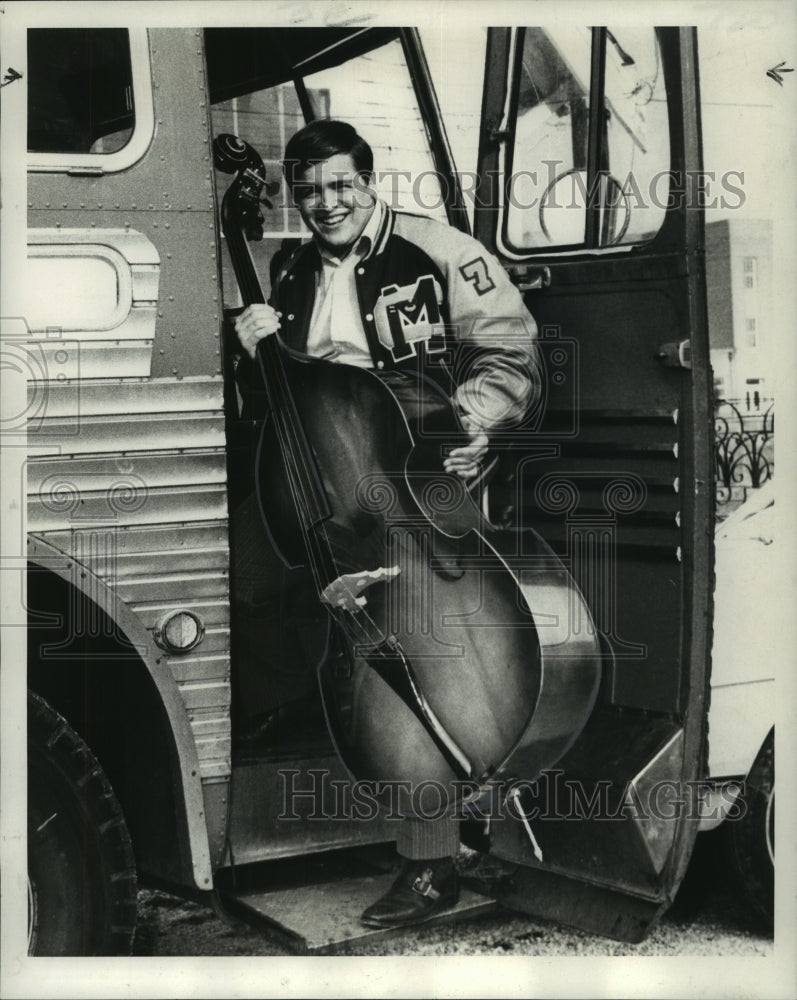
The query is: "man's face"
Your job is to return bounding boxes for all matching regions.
[291,152,375,253]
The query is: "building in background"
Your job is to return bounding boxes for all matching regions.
[706,218,773,408]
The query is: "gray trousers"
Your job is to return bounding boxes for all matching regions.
[397,816,460,860]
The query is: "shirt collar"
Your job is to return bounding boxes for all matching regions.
[317,197,384,265]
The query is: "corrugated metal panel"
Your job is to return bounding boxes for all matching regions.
[24,34,234,793]
[28,482,228,532]
[131,598,230,631]
[28,376,224,417]
[28,450,228,493]
[32,521,228,553]
[27,376,234,784]
[181,700,231,782]
[168,649,231,682]
[193,752,231,782]
[29,524,230,580]
[111,570,228,604]
[179,680,230,711]
[104,547,229,579]
[28,411,225,458]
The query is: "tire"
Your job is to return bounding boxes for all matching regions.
[721,728,774,930]
[27,691,138,955]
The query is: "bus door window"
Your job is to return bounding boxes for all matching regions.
[503,27,670,253]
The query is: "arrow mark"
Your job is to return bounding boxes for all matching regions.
[1,67,22,87]
[767,61,794,86]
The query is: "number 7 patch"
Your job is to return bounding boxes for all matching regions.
[459,256,496,296]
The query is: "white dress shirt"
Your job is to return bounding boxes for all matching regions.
[304,198,384,368]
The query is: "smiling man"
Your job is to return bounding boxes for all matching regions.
[233,119,540,929]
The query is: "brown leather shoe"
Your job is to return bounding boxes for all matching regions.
[360,858,459,928]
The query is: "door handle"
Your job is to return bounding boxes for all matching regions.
[656,339,692,369]
[507,264,551,292]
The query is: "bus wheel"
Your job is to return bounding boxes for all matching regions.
[721,728,774,931]
[27,691,138,955]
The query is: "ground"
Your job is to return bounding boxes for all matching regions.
[133,829,773,957]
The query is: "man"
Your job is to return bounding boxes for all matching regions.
[234,119,539,929]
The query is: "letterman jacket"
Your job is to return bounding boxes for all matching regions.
[237,201,539,432]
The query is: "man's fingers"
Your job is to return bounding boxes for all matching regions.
[446,445,488,463]
[235,307,282,360]
[443,456,482,480]
[444,429,488,480]
[447,464,480,480]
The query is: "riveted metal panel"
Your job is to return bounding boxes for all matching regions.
[26,210,223,378]
[27,228,161,332]
[27,30,214,210]
[22,304,158,344]
[28,227,166,265]
[24,339,154,381]
[24,228,162,381]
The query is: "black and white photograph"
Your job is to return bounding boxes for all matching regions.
[1,1,795,997]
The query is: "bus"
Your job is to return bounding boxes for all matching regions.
[8,21,773,954]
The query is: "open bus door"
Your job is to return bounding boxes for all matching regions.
[462,26,714,941]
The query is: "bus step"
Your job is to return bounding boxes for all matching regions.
[215,856,496,954]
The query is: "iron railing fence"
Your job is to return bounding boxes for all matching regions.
[714,397,774,514]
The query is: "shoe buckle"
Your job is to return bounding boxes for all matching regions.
[411,868,441,901]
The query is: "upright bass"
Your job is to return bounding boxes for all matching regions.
[216,134,601,815]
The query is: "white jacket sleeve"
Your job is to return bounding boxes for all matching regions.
[411,218,540,432]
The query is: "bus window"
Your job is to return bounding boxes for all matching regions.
[503,27,670,253]
[27,28,154,172]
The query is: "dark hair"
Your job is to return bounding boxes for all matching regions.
[282,119,373,189]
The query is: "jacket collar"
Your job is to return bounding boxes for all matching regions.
[362,199,394,260]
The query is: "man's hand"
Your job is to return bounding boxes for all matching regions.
[443,415,489,481]
[234,304,282,359]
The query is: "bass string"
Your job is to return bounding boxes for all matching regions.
[259,341,394,656]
